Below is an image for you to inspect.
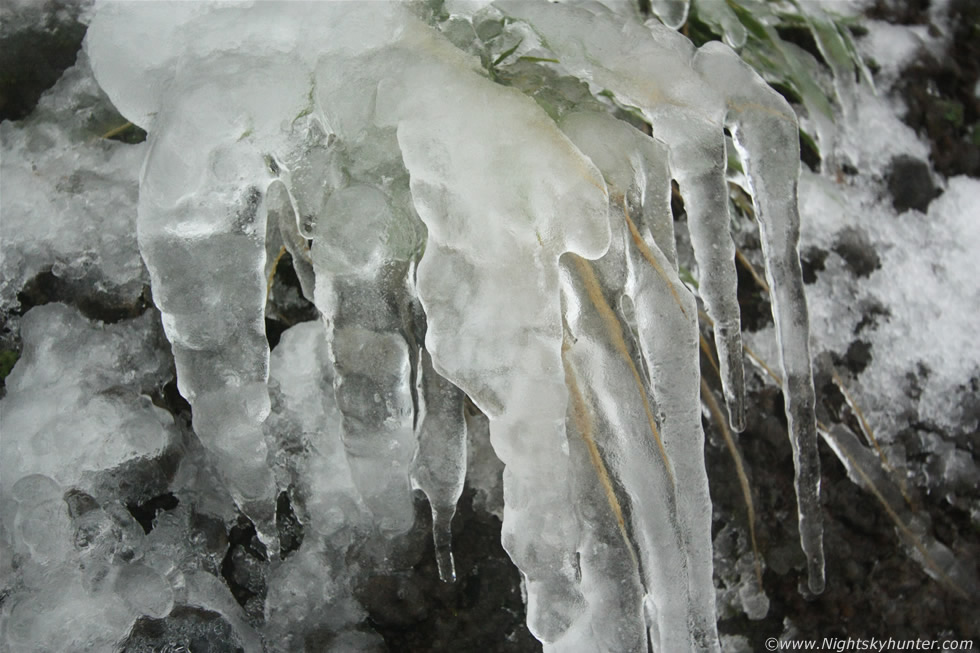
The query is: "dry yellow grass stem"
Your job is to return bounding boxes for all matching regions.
[562,335,641,574]
[830,369,913,508]
[735,247,770,294]
[100,121,134,140]
[818,425,969,599]
[571,255,675,487]
[701,375,764,589]
[621,205,688,319]
[266,245,287,300]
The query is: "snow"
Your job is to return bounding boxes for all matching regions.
[795,14,980,443]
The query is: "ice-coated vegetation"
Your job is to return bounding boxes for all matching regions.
[73,1,824,649]
[4,0,978,648]
[0,0,835,650]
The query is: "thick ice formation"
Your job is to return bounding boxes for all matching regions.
[0,304,182,652]
[0,50,147,315]
[0,304,175,494]
[74,1,822,649]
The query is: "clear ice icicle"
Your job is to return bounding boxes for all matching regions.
[501,0,823,594]
[376,19,612,639]
[412,347,468,582]
[560,110,720,650]
[137,132,278,545]
[694,41,825,593]
[308,184,420,536]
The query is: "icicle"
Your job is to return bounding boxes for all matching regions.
[561,249,699,651]
[137,121,279,544]
[85,1,832,645]
[375,20,612,639]
[560,110,720,651]
[665,126,747,433]
[499,0,747,433]
[557,317,648,653]
[412,347,467,583]
[623,234,719,649]
[694,41,824,593]
[307,183,420,536]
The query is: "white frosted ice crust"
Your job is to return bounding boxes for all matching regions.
[6,0,823,650]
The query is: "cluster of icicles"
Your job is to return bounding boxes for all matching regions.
[87,1,823,650]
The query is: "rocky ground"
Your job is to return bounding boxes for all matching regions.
[1,0,977,651]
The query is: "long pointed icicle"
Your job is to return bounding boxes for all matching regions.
[558,294,662,653]
[138,131,278,545]
[412,347,468,582]
[560,110,720,651]
[667,125,747,433]
[624,237,718,648]
[695,42,825,593]
[564,252,699,651]
[308,185,419,536]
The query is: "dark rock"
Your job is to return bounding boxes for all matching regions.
[736,251,773,332]
[854,300,891,335]
[119,605,246,653]
[887,155,940,213]
[127,492,180,534]
[832,227,881,278]
[276,490,304,559]
[0,0,89,122]
[15,268,152,324]
[356,489,540,652]
[844,340,873,376]
[220,516,268,616]
[895,0,980,179]
[866,0,931,25]
[801,246,829,285]
[670,179,686,221]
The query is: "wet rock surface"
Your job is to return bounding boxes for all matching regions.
[832,227,882,279]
